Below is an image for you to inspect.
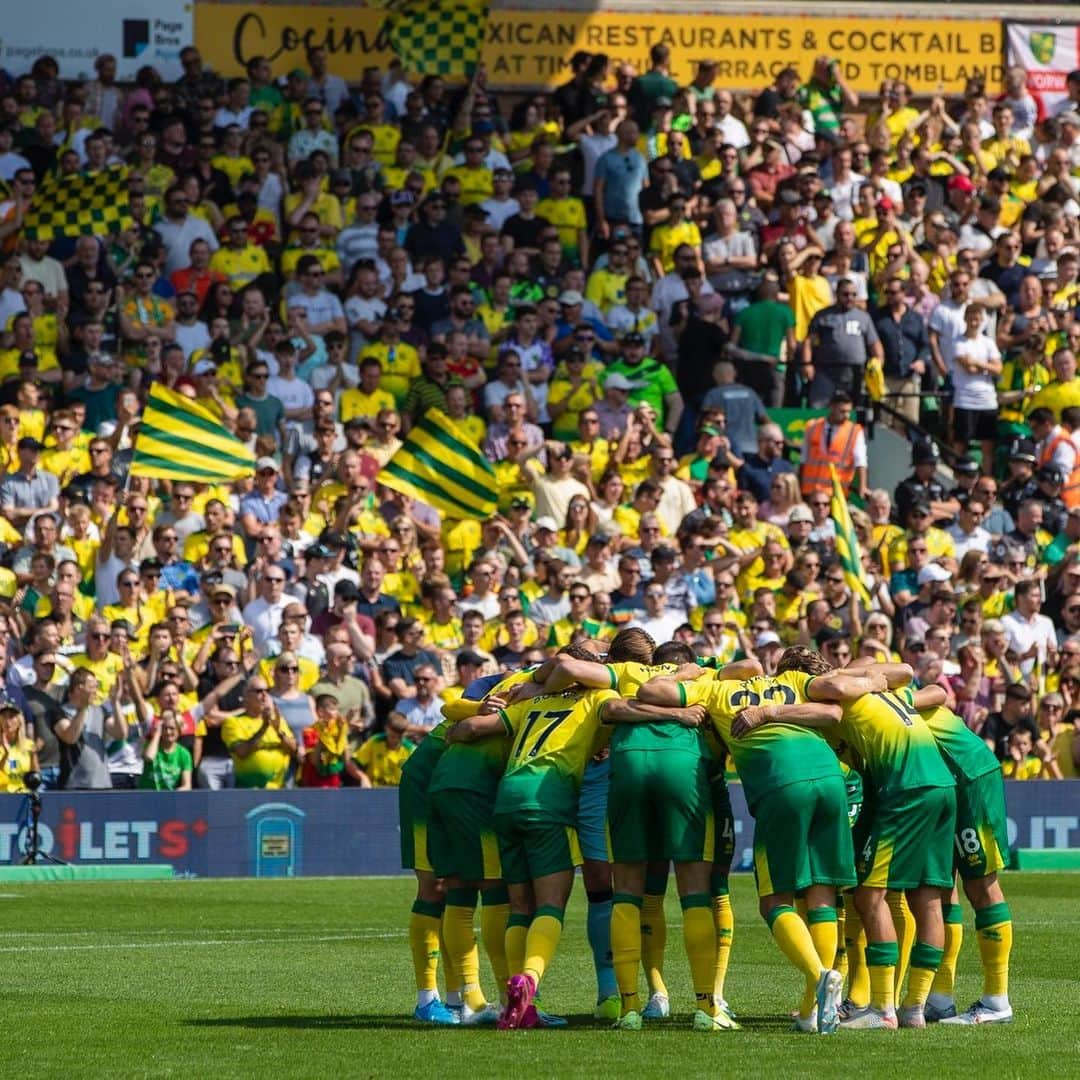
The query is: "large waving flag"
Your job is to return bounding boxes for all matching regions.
[24,166,133,241]
[130,384,255,483]
[829,464,872,606]
[375,0,489,78]
[378,409,497,519]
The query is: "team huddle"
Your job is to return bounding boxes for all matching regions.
[398,627,1014,1032]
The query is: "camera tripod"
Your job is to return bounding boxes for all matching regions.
[19,782,67,866]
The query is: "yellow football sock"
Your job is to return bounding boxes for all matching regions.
[887,891,915,999]
[480,889,510,992]
[844,896,869,1007]
[712,892,734,1001]
[902,942,943,1008]
[975,902,1012,1001]
[768,905,822,1017]
[681,895,719,1016]
[932,903,964,996]
[641,891,668,998]
[865,941,899,1013]
[835,894,848,980]
[505,913,531,980]
[523,905,564,986]
[801,906,838,1016]
[443,888,484,1010]
[612,893,643,1015]
[410,900,443,993]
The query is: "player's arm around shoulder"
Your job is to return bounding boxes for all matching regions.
[806,668,894,702]
[600,695,706,729]
[730,701,843,738]
[445,702,514,742]
[844,658,915,690]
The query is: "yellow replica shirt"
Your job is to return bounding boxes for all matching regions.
[209,246,272,291]
[70,651,126,705]
[568,438,611,481]
[0,737,36,793]
[211,153,254,189]
[283,192,343,239]
[981,134,1031,171]
[360,342,421,406]
[354,734,415,786]
[222,714,293,789]
[612,504,671,540]
[1027,379,1080,420]
[183,529,248,567]
[442,165,494,205]
[339,385,397,423]
[418,612,465,652]
[39,445,90,487]
[257,655,320,692]
[584,267,628,313]
[548,379,599,441]
[887,526,956,571]
[281,246,341,279]
[649,220,702,274]
[441,517,482,582]
[535,197,587,259]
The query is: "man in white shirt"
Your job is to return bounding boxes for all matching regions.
[713,90,749,149]
[629,582,686,641]
[1001,579,1058,677]
[947,497,992,559]
[480,168,520,232]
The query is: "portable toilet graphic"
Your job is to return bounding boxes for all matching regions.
[246,803,305,877]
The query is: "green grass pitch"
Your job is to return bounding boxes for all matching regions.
[5,872,1076,1077]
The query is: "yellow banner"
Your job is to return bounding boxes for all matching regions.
[195,5,1004,95]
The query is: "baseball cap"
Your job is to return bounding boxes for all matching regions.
[192,359,217,375]
[653,96,673,109]
[390,190,414,206]
[954,456,979,475]
[876,196,895,212]
[948,175,975,193]
[1037,465,1064,485]
[917,564,952,585]
[558,290,584,306]
[335,580,359,599]
[211,583,237,599]
[788,505,814,524]
[255,456,278,472]
[605,373,640,391]
[534,516,559,533]
[457,649,487,667]
[755,631,782,648]
[17,436,41,451]
[777,188,802,206]
[622,331,646,345]
[0,694,20,713]
[815,626,849,646]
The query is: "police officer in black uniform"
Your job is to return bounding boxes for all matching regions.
[1000,437,1039,520]
[894,441,949,524]
[1032,465,1068,535]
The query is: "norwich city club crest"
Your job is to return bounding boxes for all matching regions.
[1028,30,1057,66]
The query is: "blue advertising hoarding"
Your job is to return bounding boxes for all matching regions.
[2,781,1078,878]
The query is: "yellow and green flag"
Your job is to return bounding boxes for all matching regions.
[130,384,255,483]
[378,408,497,519]
[829,464,872,605]
[378,0,489,79]
[24,165,133,241]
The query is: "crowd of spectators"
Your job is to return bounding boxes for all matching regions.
[0,42,1078,793]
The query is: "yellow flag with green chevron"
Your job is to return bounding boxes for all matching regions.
[130,383,255,483]
[378,409,496,519]
[829,464,872,605]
